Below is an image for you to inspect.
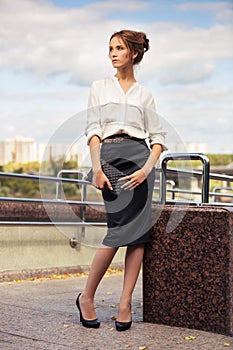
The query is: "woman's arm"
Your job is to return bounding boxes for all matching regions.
[142,143,163,176]
[89,135,112,190]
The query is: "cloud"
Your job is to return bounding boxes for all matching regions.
[0,0,232,86]
[0,0,232,153]
[158,63,215,85]
[176,1,233,22]
[0,0,149,84]
[139,22,233,85]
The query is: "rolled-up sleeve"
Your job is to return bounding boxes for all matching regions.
[144,93,167,151]
[85,82,102,144]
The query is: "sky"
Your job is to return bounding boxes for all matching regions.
[0,0,232,154]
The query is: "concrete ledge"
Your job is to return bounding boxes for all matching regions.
[0,262,123,283]
[143,205,233,336]
[0,199,122,281]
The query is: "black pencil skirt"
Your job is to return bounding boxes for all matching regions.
[100,138,155,248]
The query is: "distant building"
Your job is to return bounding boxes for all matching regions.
[0,136,37,164]
[0,136,211,166]
[0,136,81,165]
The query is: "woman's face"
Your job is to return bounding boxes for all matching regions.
[109,36,133,69]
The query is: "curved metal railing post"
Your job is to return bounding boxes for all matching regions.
[56,170,85,200]
[212,186,233,203]
[160,153,210,204]
[55,169,86,241]
[202,154,210,203]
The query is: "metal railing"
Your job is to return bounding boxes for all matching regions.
[161,170,233,205]
[212,186,233,203]
[0,153,232,248]
[0,153,232,209]
[160,153,210,204]
[56,170,86,200]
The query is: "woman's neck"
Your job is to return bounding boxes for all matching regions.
[115,67,136,82]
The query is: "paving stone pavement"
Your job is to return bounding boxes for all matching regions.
[0,272,232,350]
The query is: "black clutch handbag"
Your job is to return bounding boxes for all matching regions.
[85,161,128,197]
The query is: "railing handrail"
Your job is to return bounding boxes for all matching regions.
[1,167,232,184]
[0,152,232,206]
[0,171,90,185]
[162,168,233,182]
[55,169,86,200]
[160,153,210,204]
[213,186,233,193]
[0,196,105,205]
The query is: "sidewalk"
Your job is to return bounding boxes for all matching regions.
[0,272,232,350]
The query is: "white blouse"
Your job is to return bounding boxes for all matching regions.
[85,76,167,150]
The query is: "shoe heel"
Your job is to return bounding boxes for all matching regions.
[76,293,100,329]
[76,293,83,323]
[115,320,132,332]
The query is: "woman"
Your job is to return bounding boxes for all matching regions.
[76,29,166,331]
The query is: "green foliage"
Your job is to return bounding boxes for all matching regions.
[209,179,223,192]
[206,154,233,166]
[0,160,79,199]
[167,154,233,169]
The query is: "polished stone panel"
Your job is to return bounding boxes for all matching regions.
[0,200,82,221]
[0,200,106,222]
[143,205,233,336]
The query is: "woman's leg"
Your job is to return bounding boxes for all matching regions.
[117,244,144,322]
[79,245,118,320]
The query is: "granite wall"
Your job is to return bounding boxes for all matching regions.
[0,200,106,222]
[143,205,233,336]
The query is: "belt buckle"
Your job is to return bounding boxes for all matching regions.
[103,135,128,143]
[113,137,124,143]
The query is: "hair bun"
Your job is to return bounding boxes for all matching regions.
[139,32,149,52]
[143,37,149,52]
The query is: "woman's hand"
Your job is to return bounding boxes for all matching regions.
[118,169,147,190]
[93,168,112,191]
[89,135,112,191]
[119,144,162,190]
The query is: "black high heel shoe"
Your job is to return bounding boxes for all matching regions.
[115,319,132,332]
[76,293,100,329]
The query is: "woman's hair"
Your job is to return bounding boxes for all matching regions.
[109,29,149,65]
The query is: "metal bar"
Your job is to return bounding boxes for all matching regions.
[0,197,104,206]
[155,187,233,200]
[81,175,88,238]
[213,186,233,193]
[162,168,233,182]
[0,189,232,205]
[1,168,232,184]
[0,171,90,185]
[167,188,202,196]
[167,188,233,199]
[56,170,85,199]
[160,153,210,204]
[201,202,233,208]
[162,200,233,207]
[0,221,107,226]
[211,186,233,202]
